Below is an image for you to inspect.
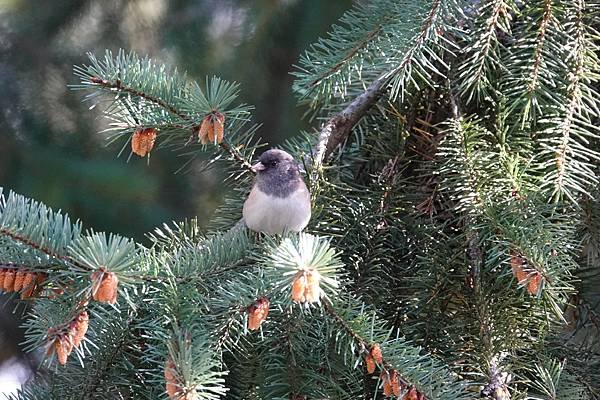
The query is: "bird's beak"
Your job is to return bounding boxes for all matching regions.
[251,162,266,173]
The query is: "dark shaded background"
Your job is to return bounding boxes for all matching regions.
[0,0,351,392]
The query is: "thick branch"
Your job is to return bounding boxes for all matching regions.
[311,74,389,169]
[310,0,442,169]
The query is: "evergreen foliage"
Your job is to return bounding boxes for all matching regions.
[1,0,599,399]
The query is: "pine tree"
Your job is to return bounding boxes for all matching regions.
[2,0,600,399]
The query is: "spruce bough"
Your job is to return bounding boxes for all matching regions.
[2,0,599,399]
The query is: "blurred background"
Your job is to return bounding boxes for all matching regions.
[0,0,351,394]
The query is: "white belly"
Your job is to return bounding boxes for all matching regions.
[243,186,311,234]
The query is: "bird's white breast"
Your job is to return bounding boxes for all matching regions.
[243,185,311,234]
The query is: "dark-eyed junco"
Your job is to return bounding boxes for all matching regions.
[243,149,311,235]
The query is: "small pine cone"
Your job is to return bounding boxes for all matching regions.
[247,306,258,329]
[165,357,180,399]
[13,270,26,292]
[365,354,376,374]
[54,337,69,365]
[403,386,418,400]
[0,269,5,289]
[292,270,322,304]
[72,311,89,348]
[516,269,528,284]
[390,370,400,397]
[131,127,157,157]
[91,270,119,304]
[20,272,35,289]
[370,343,383,364]
[291,271,307,303]
[198,115,214,145]
[212,112,225,144]
[3,269,16,292]
[67,322,78,347]
[510,251,528,283]
[198,112,225,145]
[248,297,269,331]
[304,270,321,303]
[20,272,44,298]
[528,273,542,296]
[382,371,393,397]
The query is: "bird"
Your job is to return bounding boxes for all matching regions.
[243,149,311,235]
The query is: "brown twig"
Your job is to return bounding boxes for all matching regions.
[218,140,253,172]
[103,78,187,120]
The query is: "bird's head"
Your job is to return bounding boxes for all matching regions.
[251,149,299,177]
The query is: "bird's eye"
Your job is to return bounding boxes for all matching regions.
[270,161,278,167]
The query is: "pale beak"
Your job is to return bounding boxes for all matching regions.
[251,162,266,173]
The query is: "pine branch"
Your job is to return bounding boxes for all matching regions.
[527,0,553,98]
[7,1,600,398]
[322,299,421,393]
[437,116,494,218]
[540,0,600,202]
[87,76,254,173]
[386,0,450,101]
[90,77,187,120]
[503,0,566,127]
[392,0,442,74]
[457,0,513,103]
[0,190,86,270]
[0,227,88,271]
[308,21,388,88]
[78,311,137,400]
[309,0,451,171]
[294,0,453,111]
[292,0,395,106]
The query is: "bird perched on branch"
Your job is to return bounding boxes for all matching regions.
[243,149,311,235]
